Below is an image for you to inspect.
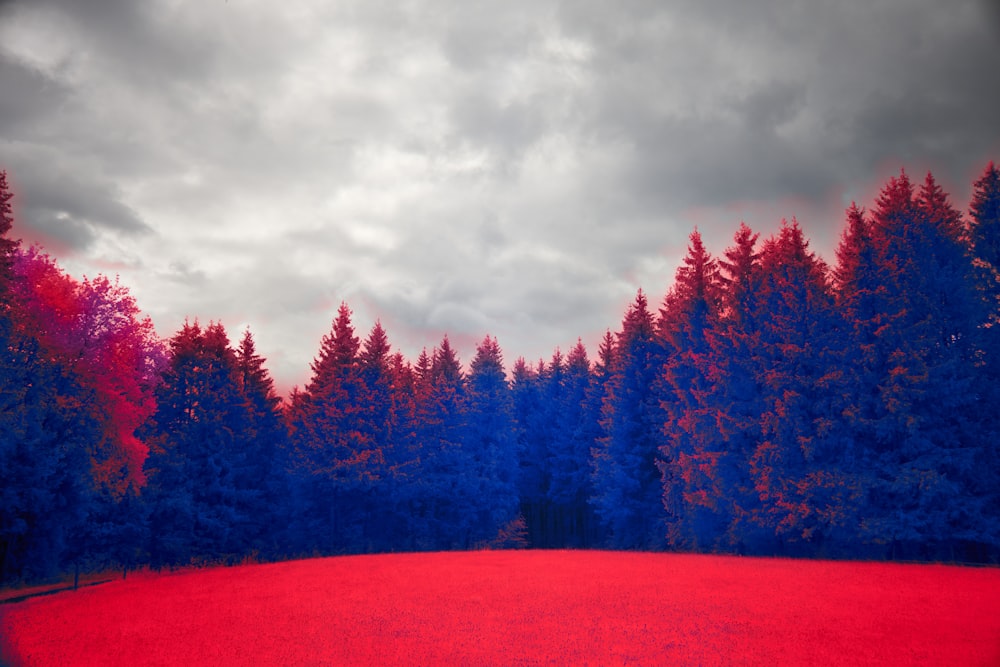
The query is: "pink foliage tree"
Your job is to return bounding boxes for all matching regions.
[13,247,166,493]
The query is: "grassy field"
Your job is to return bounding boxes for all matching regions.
[2,550,999,665]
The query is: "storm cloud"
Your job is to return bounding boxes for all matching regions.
[1,0,998,392]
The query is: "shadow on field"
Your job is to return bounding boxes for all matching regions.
[0,579,114,667]
[0,578,113,605]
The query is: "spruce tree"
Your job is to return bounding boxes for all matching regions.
[421,336,470,548]
[843,171,985,558]
[512,357,548,546]
[658,230,727,550]
[709,223,769,552]
[356,321,395,550]
[287,303,380,553]
[465,336,520,546]
[548,340,599,547]
[235,327,289,558]
[967,162,1000,559]
[591,290,668,549]
[750,220,857,555]
[968,161,1000,314]
[142,322,257,566]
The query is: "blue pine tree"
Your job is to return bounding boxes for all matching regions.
[464,336,520,546]
[591,290,668,549]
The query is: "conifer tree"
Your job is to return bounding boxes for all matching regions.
[853,171,987,557]
[0,330,97,582]
[404,347,437,548]
[465,336,520,546]
[967,162,1000,557]
[384,351,423,548]
[547,340,599,547]
[591,290,668,549]
[750,220,857,554]
[540,351,565,545]
[969,161,1000,315]
[286,303,383,553]
[512,357,548,545]
[142,321,257,566]
[355,321,395,549]
[707,223,769,552]
[235,328,289,557]
[419,336,471,548]
[585,330,615,547]
[658,230,727,549]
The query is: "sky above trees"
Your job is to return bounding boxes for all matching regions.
[1,0,999,392]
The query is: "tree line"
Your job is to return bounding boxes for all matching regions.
[2,163,999,585]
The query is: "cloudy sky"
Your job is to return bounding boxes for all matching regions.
[2,0,998,394]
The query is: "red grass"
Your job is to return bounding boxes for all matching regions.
[2,550,999,666]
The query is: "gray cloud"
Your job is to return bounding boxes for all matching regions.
[3,146,152,251]
[1,0,997,392]
[0,53,69,134]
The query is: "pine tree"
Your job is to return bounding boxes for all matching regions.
[384,351,423,549]
[839,170,985,558]
[548,340,599,547]
[143,322,264,567]
[708,223,769,552]
[591,290,668,549]
[142,321,257,567]
[585,330,615,547]
[419,336,471,548]
[969,161,1000,317]
[287,303,381,553]
[512,357,548,546]
[967,161,1000,559]
[0,332,97,583]
[539,351,565,546]
[356,321,395,550]
[749,220,857,555]
[403,347,437,549]
[658,229,727,550]
[465,336,520,546]
[235,327,289,558]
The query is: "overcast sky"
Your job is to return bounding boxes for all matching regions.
[2,0,999,394]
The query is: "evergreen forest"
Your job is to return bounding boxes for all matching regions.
[2,163,1000,585]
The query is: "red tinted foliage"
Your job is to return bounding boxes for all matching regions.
[12,248,165,490]
[2,551,998,666]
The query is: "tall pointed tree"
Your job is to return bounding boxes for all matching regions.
[548,340,599,547]
[749,220,857,554]
[234,327,289,557]
[383,351,423,548]
[464,336,520,546]
[420,336,470,548]
[658,229,727,550]
[287,303,380,553]
[512,357,547,546]
[142,321,257,567]
[354,321,394,550]
[591,290,667,549]
[967,162,1000,557]
[705,223,769,552]
[968,161,1000,317]
[851,171,987,557]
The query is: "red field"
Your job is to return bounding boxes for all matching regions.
[2,550,999,666]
